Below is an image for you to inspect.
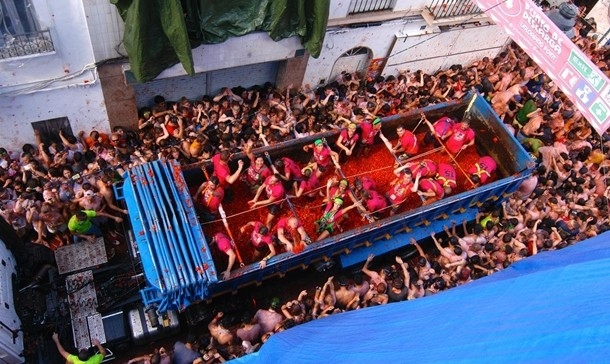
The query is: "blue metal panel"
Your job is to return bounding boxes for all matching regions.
[120,160,217,311]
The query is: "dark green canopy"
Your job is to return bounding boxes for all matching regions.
[111,0,329,82]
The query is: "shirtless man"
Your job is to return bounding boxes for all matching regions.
[333,276,359,310]
[208,312,234,346]
[96,175,128,215]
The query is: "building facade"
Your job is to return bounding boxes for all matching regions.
[0,0,511,150]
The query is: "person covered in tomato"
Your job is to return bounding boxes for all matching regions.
[405,158,437,178]
[444,120,475,154]
[360,188,388,218]
[249,174,286,228]
[335,123,360,161]
[211,232,236,280]
[275,216,309,252]
[385,164,421,215]
[315,197,359,241]
[468,155,497,186]
[273,156,303,192]
[392,124,419,159]
[358,117,383,156]
[293,166,320,198]
[435,162,458,196]
[210,149,244,200]
[422,114,456,147]
[417,177,445,205]
[194,175,224,222]
[240,220,276,268]
[244,143,272,195]
[304,139,339,178]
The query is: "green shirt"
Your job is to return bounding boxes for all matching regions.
[67,353,104,364]
[67,210,97,234]
[515,100,537,126]
[522,137,544,157]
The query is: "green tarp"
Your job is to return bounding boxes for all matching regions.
[111,0,329,83]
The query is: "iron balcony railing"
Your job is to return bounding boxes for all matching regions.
[0,29,54,60]
[348,0,397,14]
[427,0,482,20]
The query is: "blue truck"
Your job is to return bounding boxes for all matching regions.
[117,93,535,313]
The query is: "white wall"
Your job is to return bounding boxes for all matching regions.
[0,84,108,150]
[155,33,302,79]
[82,0,126,61]
[329,0,431,19]
[0,0,96,89]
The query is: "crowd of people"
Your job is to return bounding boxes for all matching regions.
[1,1,609,362]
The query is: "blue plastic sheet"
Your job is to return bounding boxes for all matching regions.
[234,231,610,363]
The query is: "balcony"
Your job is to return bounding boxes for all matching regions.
[348,0,397,14]
[0,30,54,60]
[426,0,482,20]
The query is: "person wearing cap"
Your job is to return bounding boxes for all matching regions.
[335,123,359,159]
[52,332,106,364]
[546,1,579,38]
[248,174,285,228]
[211,232,236,280]
[315,196,359,241]
[468,155,497,186]
[240,220,276,268]
[304,139,339,178]
[253,297,283,335]
[194,176,224,222]
[358,117,382,156]
[386,165,421,215]
[292,165,320,198]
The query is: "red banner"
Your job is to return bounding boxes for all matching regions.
[473,0,610,135]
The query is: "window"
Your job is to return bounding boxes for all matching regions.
[0,0,53,59]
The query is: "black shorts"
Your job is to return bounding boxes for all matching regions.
[268,203,280,216]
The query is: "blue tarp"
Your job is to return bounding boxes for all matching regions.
[234,231,610,363]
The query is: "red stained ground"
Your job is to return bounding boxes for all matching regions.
[201,132,486,269]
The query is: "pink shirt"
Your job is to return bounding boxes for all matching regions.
[387,175,413,204]
[360,121,378,145]
[313,146,332,167]
[264,176,285,201]
[433,116,455,137]
[281,157,302,180]
[214,232,232,253]
[409,159,437,178]
[250,221,273,248]
[468,156,497,184]
[339,129,360,148]
[436,163,457,189]
[365,189,388,212]
[299,173,320,193]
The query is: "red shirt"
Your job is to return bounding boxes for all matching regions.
[399,130,419,155]
[199,183,224,212]
[409,159,437,178]
[468,156,497,184]
[250,221,273,248]
[419,178,444,199]
[212,154,231,187]
[360,176,377,191]
[275,217,303,241]
[436,163,457,189]
[446,124,475,154]
[387,175,413,204]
